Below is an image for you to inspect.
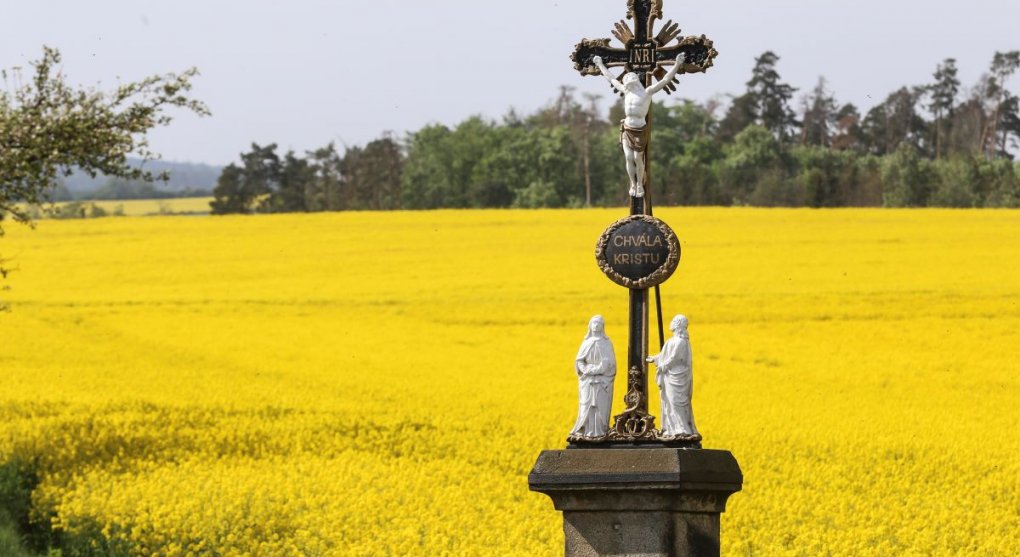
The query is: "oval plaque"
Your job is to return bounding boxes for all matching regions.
[595,215,680,289]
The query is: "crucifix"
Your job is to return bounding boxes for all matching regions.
[532,6,741,554]
[569,0,717,446]
[571,0,718,206]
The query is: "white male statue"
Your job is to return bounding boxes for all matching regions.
[647,314,700,438]
[593,53,686,198]
[570,315,617,439]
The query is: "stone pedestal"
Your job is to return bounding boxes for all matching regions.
[528,449,742,557]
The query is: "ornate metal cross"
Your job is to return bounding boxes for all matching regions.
[571,0,718,96]
[569,0,717,446]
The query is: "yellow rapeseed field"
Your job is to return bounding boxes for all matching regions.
[1,208,1018,556]
[45,197,214,217]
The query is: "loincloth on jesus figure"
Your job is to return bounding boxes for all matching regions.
[620,121,649,153]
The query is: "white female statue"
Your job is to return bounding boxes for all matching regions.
[647,314,700,438]
[593,53,686,198]
[570,315,617,439]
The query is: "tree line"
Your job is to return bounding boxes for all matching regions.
[211,50,1020,213]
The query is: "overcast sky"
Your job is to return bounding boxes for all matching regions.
[2,0,1019,165]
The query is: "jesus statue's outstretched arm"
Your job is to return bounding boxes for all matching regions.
[592,56,626,96]
[646,53,687,95]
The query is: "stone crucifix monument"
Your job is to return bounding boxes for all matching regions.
[528,2,742,556]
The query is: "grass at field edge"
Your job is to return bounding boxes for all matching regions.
[0,512,38,557]
[0,461,46,557]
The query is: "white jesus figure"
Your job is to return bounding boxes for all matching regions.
[593,53,686,198]
[647,314,700,438]
[570,315,617,439]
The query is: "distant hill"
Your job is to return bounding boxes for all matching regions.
[60,158,222,195]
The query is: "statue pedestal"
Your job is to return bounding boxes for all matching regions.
[528,448,742,557]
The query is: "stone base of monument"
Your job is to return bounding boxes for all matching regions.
[528,448,742,557]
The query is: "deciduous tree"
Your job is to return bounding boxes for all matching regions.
[0,47,207,225]
[717,93,757,143]
[831,103,864,152]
